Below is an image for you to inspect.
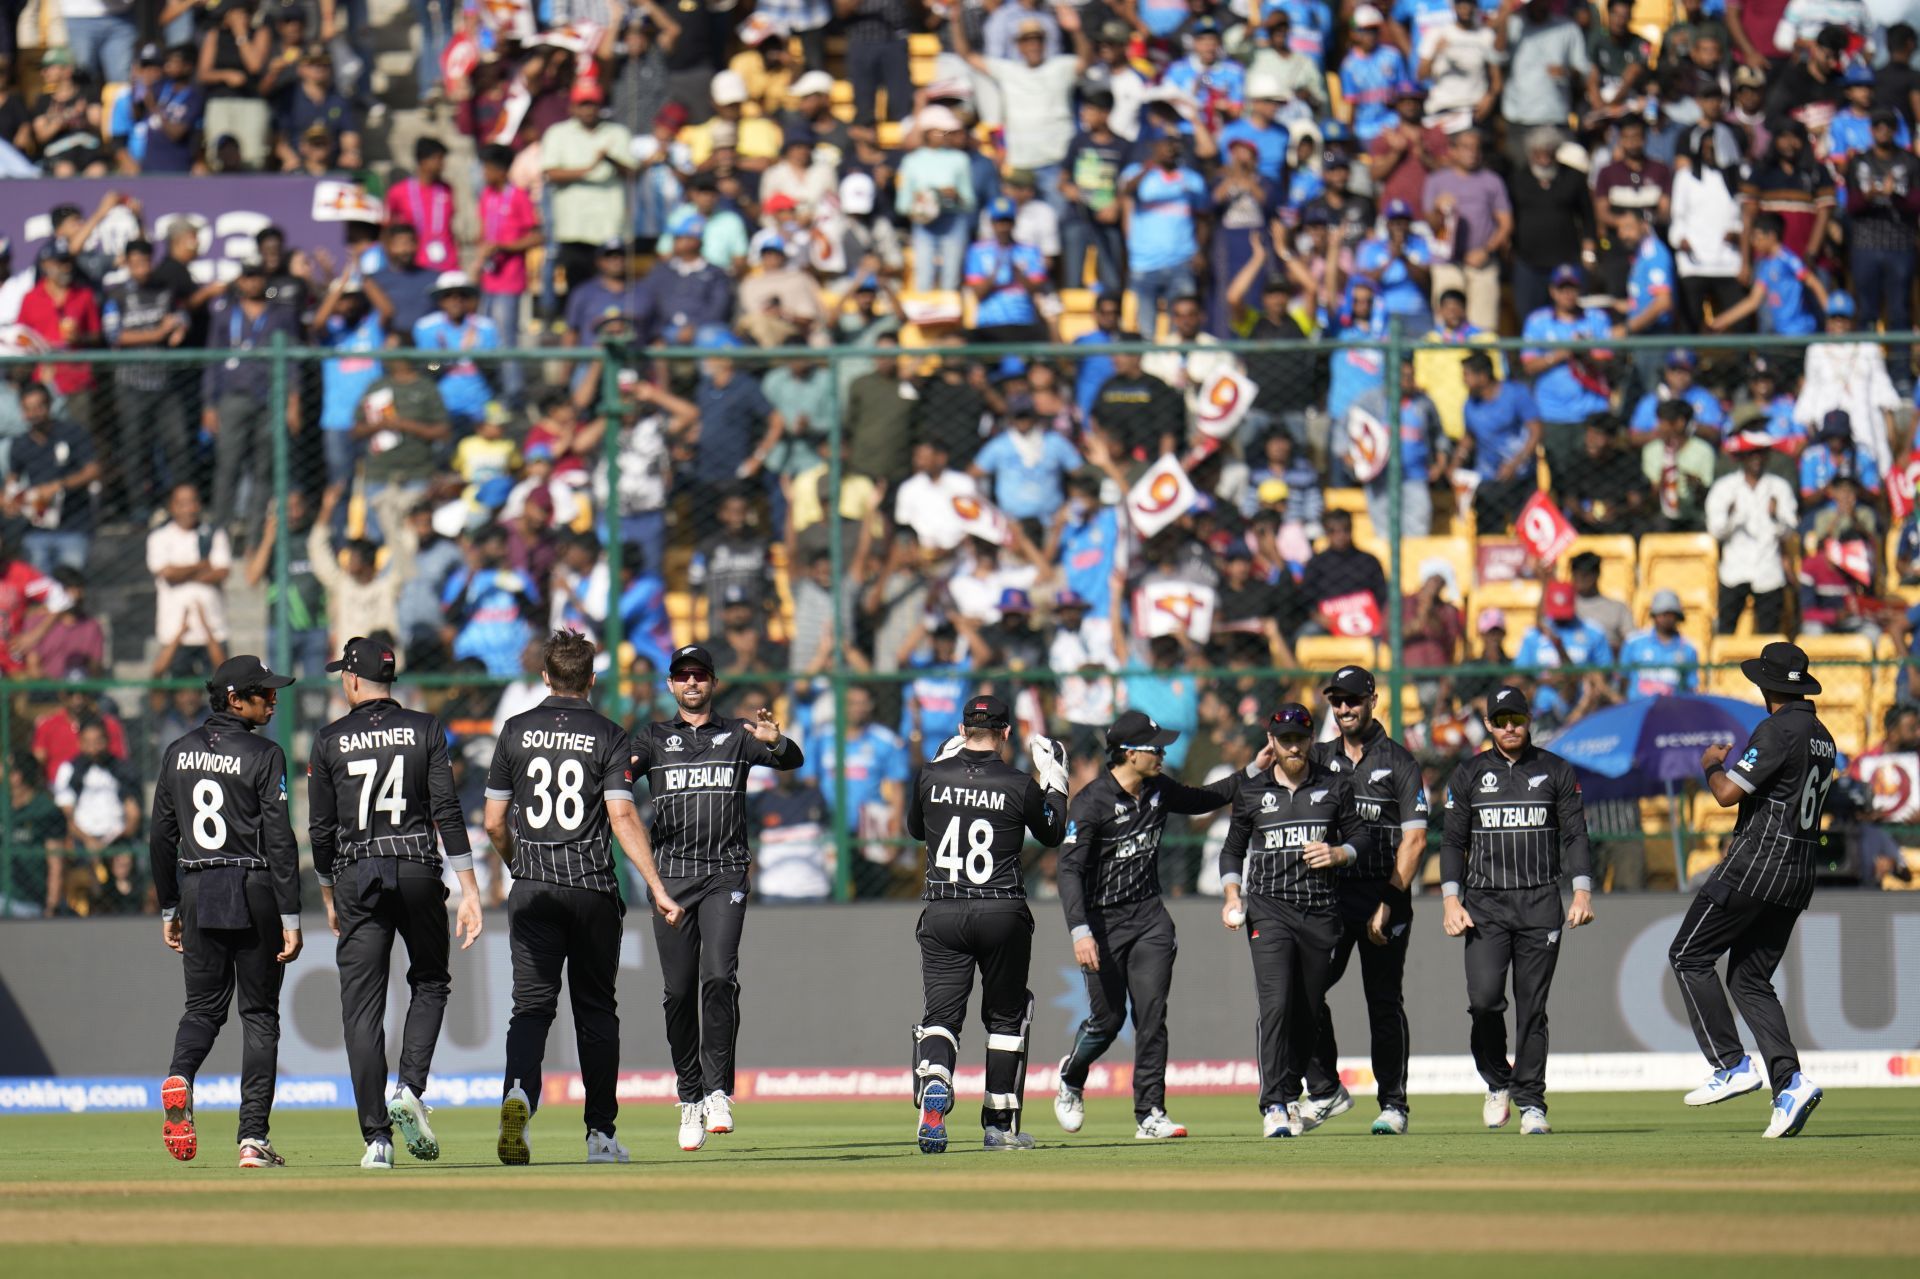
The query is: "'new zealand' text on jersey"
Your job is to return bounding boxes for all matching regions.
[148,709,301,924]
[485,695,635,897]
[1220,765,1375,907]
[308,698,473,885]
[629,717,804,878]
[1311,723,1429,878]
[1441,746,1593,891]
[1059,768,1239,930]
[1716,700,1836,911]
[907,747,1068,901]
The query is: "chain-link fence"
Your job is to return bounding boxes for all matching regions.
[3,327,1918,911]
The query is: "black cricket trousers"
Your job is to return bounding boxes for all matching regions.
[1669,878,1803,1097]
[1300,880,1412,1113]
[652,868,750,1104]
[1060,896,1177,1120]
[1462,884,1564,1112]
[333,858,452,1143]
[1245,893,1341,1113]
[503,879,623,1137]
[169,869,286,1144]
[917,899,1034,1132]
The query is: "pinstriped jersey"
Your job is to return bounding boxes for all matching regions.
[1440,745,1593,891]
[149,709,301,921]
[1714,700,1835,910]
[629,717,804,878]
[308,699,472,885]
[484,695,634,897]
[907,748,1068,901]
[1058,768,1240,929]
[1219,764,1375,907]
[1311,722,1429,879]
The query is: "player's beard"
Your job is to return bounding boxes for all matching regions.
[675,684,712,714]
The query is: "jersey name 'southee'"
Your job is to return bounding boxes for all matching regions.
[927,785,1008,810]
[520,729,599,754]
[336,728,417,753]
[176,750,242,775]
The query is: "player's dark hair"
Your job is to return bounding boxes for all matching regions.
[209,682,271,713]
[543,629,597,695]
[1753,211,1786,239]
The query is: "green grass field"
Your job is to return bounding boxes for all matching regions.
[2,1092,1917,1276]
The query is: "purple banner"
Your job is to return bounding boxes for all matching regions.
[1,176,353,284]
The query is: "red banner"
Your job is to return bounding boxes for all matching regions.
[1317,590,1384,638]
[1890,452,1920,521]
[1515,491,1577,565]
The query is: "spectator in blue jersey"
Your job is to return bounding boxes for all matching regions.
[1048,471,1126,622]
[970,395,1083,523]
[1165,19,1247,131]
[1827,63,1894,165]
[1072,294,1125,424]
[1114,633,1203,771]
[616,551,675,677]
[1628,349,1727,444]
[441,524,540,678]
[1218,73,1291,183]
[111,44,201,174]
[1798,411,1880,509]
[1138,0,1191,38]
[1459,350,1543,532]
[1618,589,1699,700]
[369,223,437,336]
[965,198,1052,344]
[1520,264,1616,476]
[1730,355,1802,446]
[633,219,733,346]
[691,333,788,528]
[1339,6,1412,144]
[1708,211,1830,334]
[1612,210,1674,394]
[800,683,910,852]
[1120,134,1210,331]
[748,772,834,902]
[1273,0,1337,72]
[1324,278,1389,436]
[899,622,974,765]
[1353,200,1434,334]
[1514,580,1614,722]
[411,272,499,434]
[1348,352,1449,538]
[312,271,390,491]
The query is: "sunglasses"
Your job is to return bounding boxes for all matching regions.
[1326,693,1367,708]
[1491,713,1529,729]
[1269,710,1313,734]
[671,669,713,685]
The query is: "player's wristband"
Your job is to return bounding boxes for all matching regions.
[1441,881,1462,899]
[1571,876,1593,893]
[1702,763,1720,784]
[162,907,177,922]
[1070,924,1092,942]
[279,914,302,931]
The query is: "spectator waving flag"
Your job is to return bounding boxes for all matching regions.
[1126,455,1198,538]
[1137,580,1217,642]
[1515,492,1578,566]
[1347,403,1391,483]
[1195,366,1257,440]
[950,492,1015,546]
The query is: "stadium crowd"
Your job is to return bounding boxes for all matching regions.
[5,0,1920,913]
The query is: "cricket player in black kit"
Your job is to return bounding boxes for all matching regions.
[149,655,301,1169]
[309,637,483,1170]
[908,694,1069,1153]
[1220,703,1376,1138]
[1671,642,1835,1138]
[483,631,685,1166]
[631,643,804,1153]
[1299,666,1429,1135]
[1053,710,1254,1139]
[1440,687,1595,1136]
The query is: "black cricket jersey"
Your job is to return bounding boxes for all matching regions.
[1311,722,1430,879]
[1059,768,1240,935]
[1715,700,1836,911]
[907,747,1068,902]
[308,698,473,885]
[1220,764,1376,907]
[629,716,804,878]
[1440,745,1594,893]
[485,696,635,897]
[149,709,301,928]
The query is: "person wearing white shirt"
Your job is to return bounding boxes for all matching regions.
[145,483,232,659]
[1706,437,1799,634]
[1774,0,1878,59]
[951,1,1092,223]
[893,440,982,552]
[1669,145,1745,332]
[1140,294,1243,426]
[1793,295,1902,483]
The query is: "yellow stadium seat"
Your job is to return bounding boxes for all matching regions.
[831,103,856,122]
[1324,487,1367,515]
[1295,637,1380,674]
[1638,532,1719,602]
[1703,634,1785,698]
[667,589,695,649]
[1398,534,1476,597]
[1685,847,1723,885]
[1120,290,1139,331]
[1564,534,1637,600]
[1690,789,1739,836]
[877,121,904,148]
[1397,683,1425,728]
[908,33,942,57]
[99,82,125,140]
[1469,579,1542,642]
[1056,312,1098,343]
[1796,634,1875,705]
[1873,631,1906,732]
[911,57,937,87]
[1058,288,1098,316]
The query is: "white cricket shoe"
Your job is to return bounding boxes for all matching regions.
[388,1085,439,1161]
[1285,1101,1304,1136]
[1371,1108,1409,1135]
[586,1130,630,1163]
[497,1084,533,1166]
[1684,1055,1765,1107]
[1762,1073,1823,1139]
[1134,1108,1187,1139]
[1053,1057,1085,1133]
[677,1101,707,1152]
[982,1126,1036,1150]
[1483,1089,1512,1129]
[1297,1084,1354,1132]
[704,1091,733,1134]
[359,1138,393,1169]
[1519,1107,1551,1135]
[1261,1104,1293,1138]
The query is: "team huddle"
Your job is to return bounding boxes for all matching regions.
[147,633,1836,1168]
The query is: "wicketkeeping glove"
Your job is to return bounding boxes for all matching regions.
[1029,735,1069,794]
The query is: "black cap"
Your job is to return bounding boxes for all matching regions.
[1741,641,1823,696]
[1105,709,1179,752]
[1268,702,1314,736]
[668,644,715,675]
[1323,666,1375,699]
[212,654,295,692]
[326,635,396,682]
[961,693,1012,729]
[1488,686,1532,719]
